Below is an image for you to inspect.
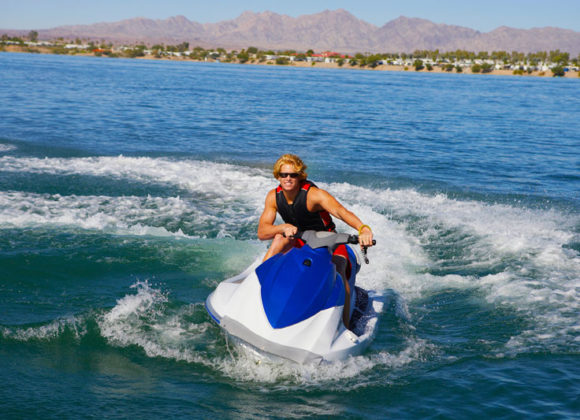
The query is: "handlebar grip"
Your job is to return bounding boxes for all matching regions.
[282,231,303,239]
[347,235,377,246]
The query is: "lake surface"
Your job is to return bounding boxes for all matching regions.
[0,52,579,418]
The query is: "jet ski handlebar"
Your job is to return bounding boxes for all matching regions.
[284,230,376,263]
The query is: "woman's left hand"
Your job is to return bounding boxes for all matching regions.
[359,226,374,248]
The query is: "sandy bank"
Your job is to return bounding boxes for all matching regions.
[3,45,579,79]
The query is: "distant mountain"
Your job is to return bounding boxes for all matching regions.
[6,9,580,55]
[372,16,481,52]
[208,9,378,52]
[465,26,580,55]
[36,15,206,45]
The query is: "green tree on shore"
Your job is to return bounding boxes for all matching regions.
[551,65,565,77]
[366,54,383,68]
[491,51,509,64]
[413,59,424,71]
[123,45,146,58]
[481,62,493,73]
[549,50,569,65]
[237,49,249,63]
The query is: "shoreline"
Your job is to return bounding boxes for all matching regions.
[3,46,579,79]
[240,59,579,78]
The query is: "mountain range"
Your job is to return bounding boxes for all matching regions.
[7,9,580,55]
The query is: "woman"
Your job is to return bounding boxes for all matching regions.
[257,154,374,327]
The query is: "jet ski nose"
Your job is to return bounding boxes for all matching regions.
[256,246,344,329]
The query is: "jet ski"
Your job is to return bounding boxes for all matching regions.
[205,230,381,364]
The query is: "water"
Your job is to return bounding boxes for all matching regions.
[0,52,579,418]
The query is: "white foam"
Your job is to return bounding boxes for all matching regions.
[1,155,578,356]
[0,316,86,341]
[98,281,221,367]
[0,191,202,237]
[327,182,579,353]
[0,144,16,153]
[94,281,432,386]
[0,189,272,241]
[95,281,225,364]
[0,156,275,237]
[214,336,434,387]
[0,155,273,209]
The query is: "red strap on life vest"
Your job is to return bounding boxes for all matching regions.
[320,210,333,228]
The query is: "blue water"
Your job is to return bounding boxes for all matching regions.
[0,52,579,418]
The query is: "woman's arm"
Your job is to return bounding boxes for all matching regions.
[257,189,297,240]
[308,187,374,246]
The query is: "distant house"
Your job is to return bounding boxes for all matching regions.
[307,54,325,63]
[25,41,55,47]
[304,52,348,63]
[322,51,346,58]
[321,51,348,63]
[65,44,89,49]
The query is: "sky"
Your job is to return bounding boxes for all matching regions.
[1,0,579,32]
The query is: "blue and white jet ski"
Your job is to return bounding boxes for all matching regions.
[205,230,381,364]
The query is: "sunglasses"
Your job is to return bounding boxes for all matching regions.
[279,172,300,178]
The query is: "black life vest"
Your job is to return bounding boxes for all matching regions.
[275,180,336,232]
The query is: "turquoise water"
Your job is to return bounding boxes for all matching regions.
[0,52,579,418]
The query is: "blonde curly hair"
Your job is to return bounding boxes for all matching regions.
[272,154,308,180]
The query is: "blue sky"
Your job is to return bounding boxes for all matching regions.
[2,0,579,32]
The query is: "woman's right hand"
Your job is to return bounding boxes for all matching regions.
[281,224,298,238]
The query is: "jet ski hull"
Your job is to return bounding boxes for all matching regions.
[206,250,381,364]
